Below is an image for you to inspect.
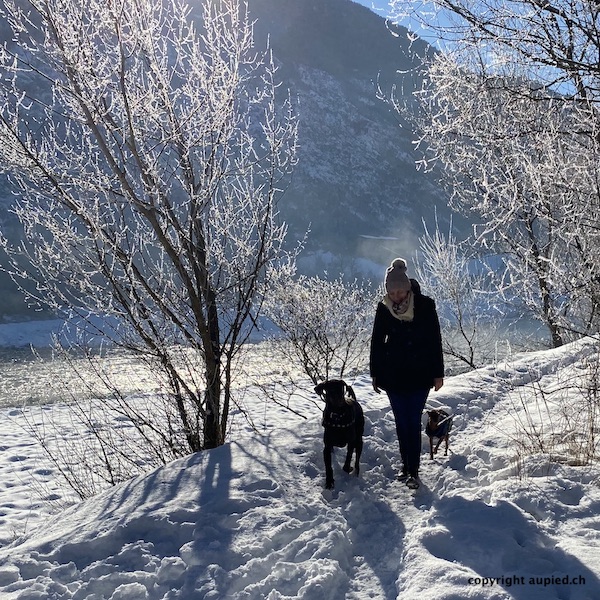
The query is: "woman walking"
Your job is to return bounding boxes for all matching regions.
[370,258,444,489]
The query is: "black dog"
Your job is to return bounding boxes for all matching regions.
[315,379,364,490]
[425,408,453,460]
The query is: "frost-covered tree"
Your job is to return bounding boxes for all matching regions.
[387,1,600,345]
[391,0,600,104]
[414,216,505,370]
[264,274,376,386]
[429,55,600,343]
[0,0,297,453]
[410,53,600,345]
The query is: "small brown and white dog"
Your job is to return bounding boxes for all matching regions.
[425,409,452,460]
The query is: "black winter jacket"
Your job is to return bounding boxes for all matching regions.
[369,289,444,392]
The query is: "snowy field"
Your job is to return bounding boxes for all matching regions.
[1,321,600,599]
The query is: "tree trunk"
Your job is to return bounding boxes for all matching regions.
[203,288,223,449]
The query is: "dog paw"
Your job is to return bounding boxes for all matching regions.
[325,479,335,490]
[342,463,352,474]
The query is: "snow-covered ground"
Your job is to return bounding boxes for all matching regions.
[0,321,600,599]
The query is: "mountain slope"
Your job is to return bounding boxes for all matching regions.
[246,0,446,264]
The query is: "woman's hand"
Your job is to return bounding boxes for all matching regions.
[433,377,444,391]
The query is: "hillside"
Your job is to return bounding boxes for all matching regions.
[246,0,445,263]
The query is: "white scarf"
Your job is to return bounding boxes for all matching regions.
[383,292,414,322]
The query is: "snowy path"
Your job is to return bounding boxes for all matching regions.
[0,341,600,598]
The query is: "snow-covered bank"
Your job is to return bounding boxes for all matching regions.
[0,318,67,348]
[1,340,600,598]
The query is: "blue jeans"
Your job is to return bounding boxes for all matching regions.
[387,389,429,476]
